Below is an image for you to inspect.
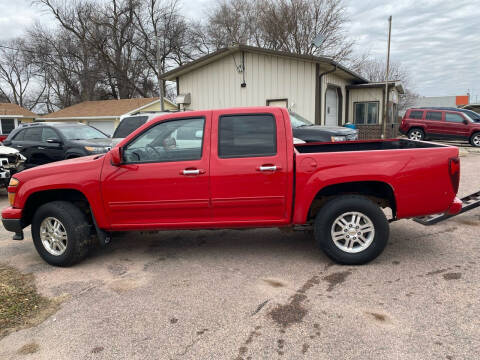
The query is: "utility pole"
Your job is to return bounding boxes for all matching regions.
[156,37,165,112]
[383,16,392,139]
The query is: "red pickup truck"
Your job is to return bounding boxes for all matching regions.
[2,107,462,266]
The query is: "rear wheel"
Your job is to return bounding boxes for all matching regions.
[407,128,425,141]
[314,195,389,265]
[470,132,480,147]
[32,201,92,266]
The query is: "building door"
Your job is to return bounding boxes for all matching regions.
[325,88,338,126]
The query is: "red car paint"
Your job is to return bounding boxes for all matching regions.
[2,107,461,232]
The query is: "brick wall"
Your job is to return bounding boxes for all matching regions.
[356,123,399,140]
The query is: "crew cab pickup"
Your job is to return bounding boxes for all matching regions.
[2,107,462,267]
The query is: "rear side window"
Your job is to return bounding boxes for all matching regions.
[218,114,277,158]
[42,128,60,142]
[426,111,442,121]
[113,116,148,138]
[24,127,43,141]
[409,110,424,119]
[445,113,465,123]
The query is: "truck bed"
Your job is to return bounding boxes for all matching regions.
[295,139,444,153]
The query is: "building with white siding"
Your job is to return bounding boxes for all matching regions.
[161,45,404,139]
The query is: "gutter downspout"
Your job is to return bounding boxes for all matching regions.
[318,64,337,125]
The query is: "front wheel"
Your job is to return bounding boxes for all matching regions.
[407,128,425,141]
[32,201,92,266]
[314,195,389,265]
[470,132,480,147]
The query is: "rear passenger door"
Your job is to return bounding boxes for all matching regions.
[210,109,290,225]
[424,111,444,137]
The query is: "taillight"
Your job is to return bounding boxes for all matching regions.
[449,157,460,194]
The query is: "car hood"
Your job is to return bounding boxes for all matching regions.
[293,125,358,142]
[68,138,113,147]
[0,145,22,155]
[110,138,124,147]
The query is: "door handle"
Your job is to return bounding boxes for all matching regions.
[38,146,45,150]
[181,168,206,176]
[16,145,23,148]
[257,165,280,172]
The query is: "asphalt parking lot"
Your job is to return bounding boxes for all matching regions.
[0,151,479,360]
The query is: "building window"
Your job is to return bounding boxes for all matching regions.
[0,118,16,134]
[354,102,379,124]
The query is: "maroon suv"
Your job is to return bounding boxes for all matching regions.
[400,108,480,147]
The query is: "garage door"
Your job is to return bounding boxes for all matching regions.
[88,121,115,136]
[325,89,338,126]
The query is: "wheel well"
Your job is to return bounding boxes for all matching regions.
[308,181,396,221]
[22,189,92,227]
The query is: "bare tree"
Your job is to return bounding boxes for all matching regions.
[199,0,354,61]
[0,39,45,110]
[355,58,420,113]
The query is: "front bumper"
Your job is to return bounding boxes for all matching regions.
[2,218,23,233]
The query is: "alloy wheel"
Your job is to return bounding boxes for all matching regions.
[330,211,375,253]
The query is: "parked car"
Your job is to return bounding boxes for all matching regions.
[114,111,359,144]
[0,144,26,187]
[400,108,480,147]
[289,111,358,142]
[3,122,112,167]
[2,107,462,267]
[416,107,480,122]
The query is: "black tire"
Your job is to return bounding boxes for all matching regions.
[407,128,425,141]
[470,132,480,147]
[314,195,389,265]
[32,201,92,266]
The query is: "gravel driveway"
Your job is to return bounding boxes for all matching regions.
[0,153,479,360]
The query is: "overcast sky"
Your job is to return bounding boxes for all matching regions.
[1,0,479,99]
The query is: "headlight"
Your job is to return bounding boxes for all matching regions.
[331,136,347,142]
[84,146,110,154]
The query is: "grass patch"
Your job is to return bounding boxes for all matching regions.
[0,264,58,339]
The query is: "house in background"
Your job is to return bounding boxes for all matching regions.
[0,103,36,139]
[161,45,404,139]
[40,97,177,135]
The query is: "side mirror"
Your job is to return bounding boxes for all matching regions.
[463,119,469,125]
[110,147,122,166]
[46,138,62,144]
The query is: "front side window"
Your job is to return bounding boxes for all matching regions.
[42,128,60,142]
[354,102,379,124]
[218,114,276,158]
[445,113,465,123]
[0,119,15,134]
[123,118,205,163]
[426,111,442,121]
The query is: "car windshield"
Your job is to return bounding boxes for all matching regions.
[289,112,313,128]
[59,126,108,140]
[464,110,480,121]
[113,116,149,138]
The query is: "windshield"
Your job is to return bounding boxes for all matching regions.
[59,125,108,140]
[463,110,480,121]
[289,112,313,128]
[113,116,149,138]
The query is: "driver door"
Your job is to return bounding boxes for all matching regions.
[101,115,211,229]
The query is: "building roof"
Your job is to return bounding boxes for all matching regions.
[346,81,405,94]
[41,97,176,120]
[161,45,369,83]
[0,103,36,117]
